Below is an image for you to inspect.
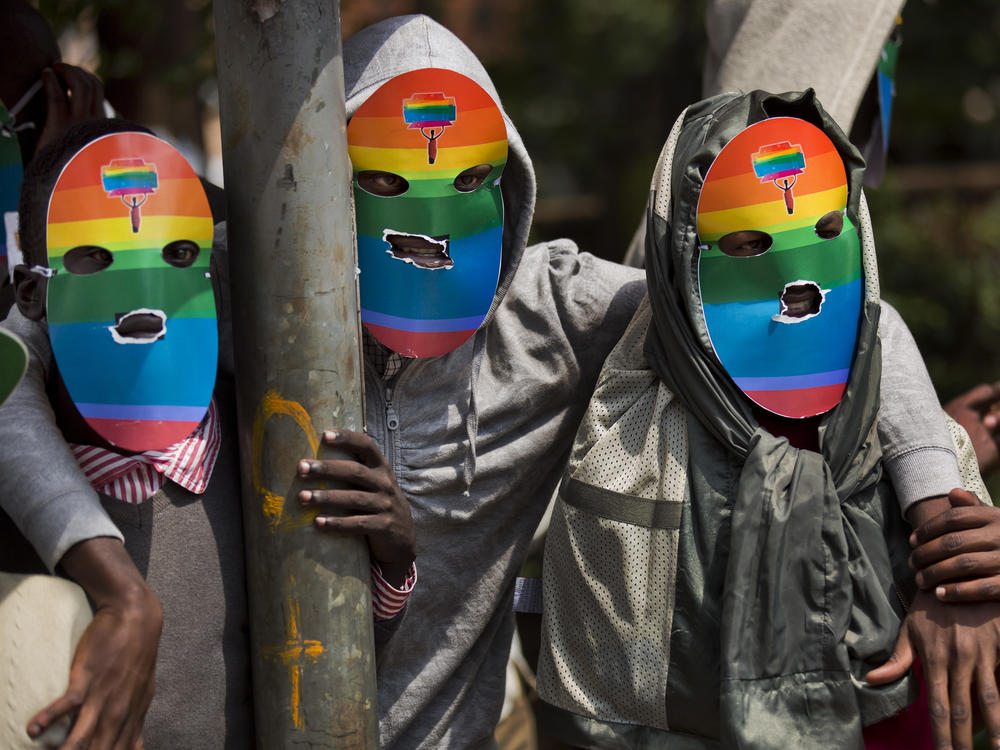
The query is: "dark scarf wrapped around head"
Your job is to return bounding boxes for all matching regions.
[643,90,915,748]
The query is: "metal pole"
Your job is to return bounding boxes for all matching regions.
[213,2,377,747]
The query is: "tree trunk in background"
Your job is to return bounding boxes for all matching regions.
[213,1,377,747]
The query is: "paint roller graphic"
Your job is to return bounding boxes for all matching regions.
[101,158,158,233]
[403,92,457,165]
[752,142,806,214]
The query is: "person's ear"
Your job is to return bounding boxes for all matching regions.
[13,264,48,321]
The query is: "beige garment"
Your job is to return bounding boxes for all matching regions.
[0,573,92,749]
[702,0,904,131]
[538,298,686,728]
[947,414,993,505]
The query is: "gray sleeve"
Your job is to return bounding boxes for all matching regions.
[0,309,123,571]
[878,300,963,516]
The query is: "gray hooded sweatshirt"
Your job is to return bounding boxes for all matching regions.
[0,12,968,750]
[343,16,645,747]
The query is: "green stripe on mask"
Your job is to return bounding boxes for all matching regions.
[699,231,862,305]
[47,267,216,324]
[354,185,503,240]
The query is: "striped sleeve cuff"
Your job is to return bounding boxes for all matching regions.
[371,561,417,621]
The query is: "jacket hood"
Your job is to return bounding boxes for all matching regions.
[343,14,535,321]
[645,88,881,362]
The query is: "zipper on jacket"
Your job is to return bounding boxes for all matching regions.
[385,386,399,432]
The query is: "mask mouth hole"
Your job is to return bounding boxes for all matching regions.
[717,230,772,257]
[383,231,453,269]
[112,309,166,342]
[778,281,823,320]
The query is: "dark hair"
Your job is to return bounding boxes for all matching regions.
[17,117,153,267]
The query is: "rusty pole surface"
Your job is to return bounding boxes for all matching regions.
[213,1,377,747]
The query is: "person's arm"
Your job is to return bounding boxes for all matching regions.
[0,310,123,567]
[870,302,1000,750]
[27,538,162,749]
[877,301,964,517]
[0,311,163,750]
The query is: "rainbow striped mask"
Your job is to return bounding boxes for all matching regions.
[45,132,217,451]
[347,68,507,358]
[696,117,862,419]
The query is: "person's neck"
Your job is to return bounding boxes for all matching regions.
[752,406,821,453]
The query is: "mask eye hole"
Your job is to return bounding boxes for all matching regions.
[453,164,493,193]
[162,240,201,268]
[63,245,114,275]
[717,230,773,257]
[357,170,409,197]
[814,211,844,240]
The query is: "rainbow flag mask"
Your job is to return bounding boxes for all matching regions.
[696,117,863,419]
[45,132,217,451]
[347,67,507,358]
[0,99,24,276]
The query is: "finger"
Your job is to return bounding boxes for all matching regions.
[112,710,144,750]
[28,686,84,738]
[297,458,382,490]
[315,513,385,535]
[975,658,1000,750]
[59,698,99,750]
[54,62,103,119]
[949,488,984,508]
[918,549,1000,588]
[866,627,915,684]
[964,384,1000,411]
[915,508,992,547]
[300,488,388,514]
[949,654,975,750]
[936,576,1000,602]
[321,429,385,468]
[89,691,134,750]
[910,528,1000,570]
[923,655,954,750]
[41,67,69,122]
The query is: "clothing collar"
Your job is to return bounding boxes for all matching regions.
[70,397,221,503]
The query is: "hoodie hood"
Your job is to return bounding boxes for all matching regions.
[344,15,535,326]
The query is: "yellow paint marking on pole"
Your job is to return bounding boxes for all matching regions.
[262,591,327,731]
[251,389,321,531]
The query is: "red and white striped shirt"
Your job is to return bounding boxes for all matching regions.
[70,399,222,502]
[70,399,415,620]
[371,561,418,621]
